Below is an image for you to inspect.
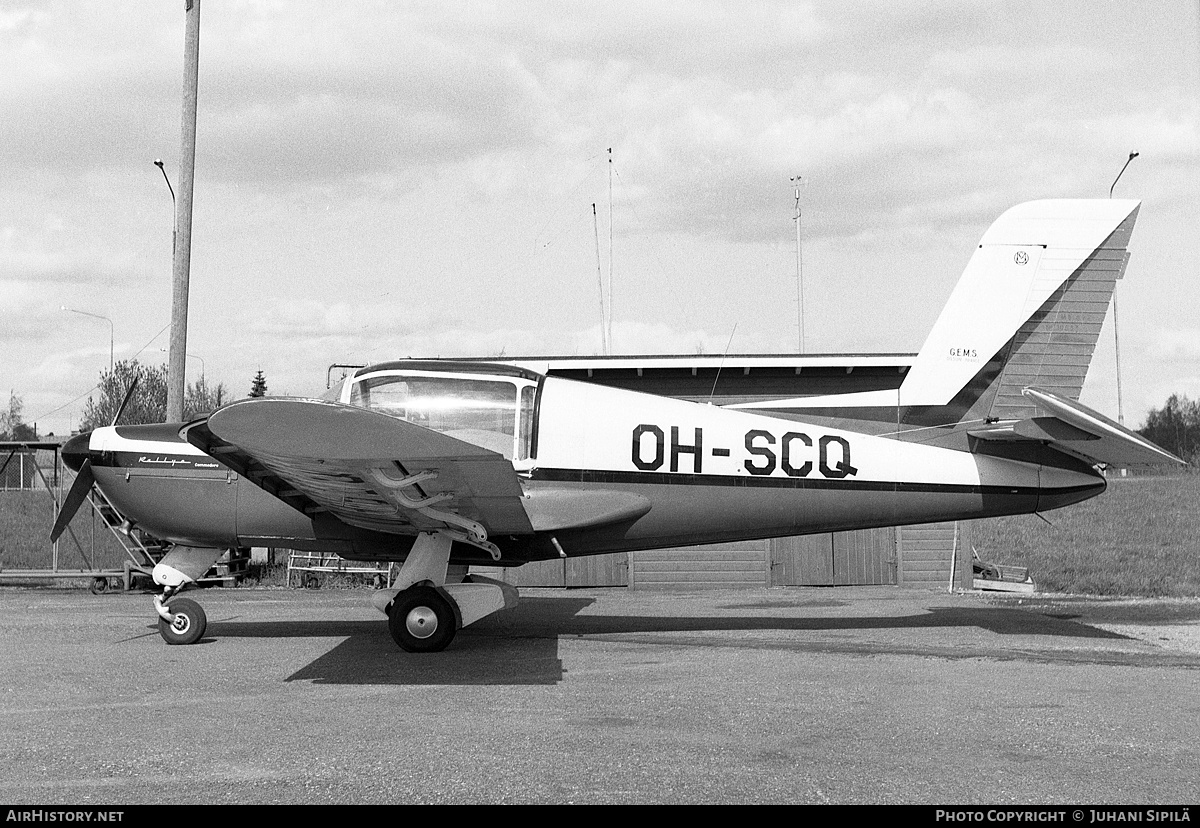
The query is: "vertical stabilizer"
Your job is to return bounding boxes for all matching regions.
[897,199,1140,413]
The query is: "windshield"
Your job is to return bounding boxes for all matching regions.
[348,374,528,459]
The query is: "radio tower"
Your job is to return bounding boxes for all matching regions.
[792,176,805,354]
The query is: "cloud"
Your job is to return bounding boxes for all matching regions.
[4,1,1199,437]
[1150,328,1200,362]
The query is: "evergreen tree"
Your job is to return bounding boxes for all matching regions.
[249,370,268,398]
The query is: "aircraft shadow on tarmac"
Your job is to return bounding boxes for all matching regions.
[194,595,1139,687]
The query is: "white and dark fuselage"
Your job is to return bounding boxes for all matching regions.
[64,365,1105,567]
[56,199,1176,652]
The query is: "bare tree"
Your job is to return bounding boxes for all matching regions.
[0,392,35,441]
[185,375,229,420]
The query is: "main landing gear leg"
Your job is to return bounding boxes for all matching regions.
[370,532,518,653]
[151,546,224,646]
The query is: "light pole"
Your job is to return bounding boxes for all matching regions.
[1109,151,1139,199]
[61,306,113,374]
[1108,151,1138,427]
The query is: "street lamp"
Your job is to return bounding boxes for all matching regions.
[159,348,205,377]
[61,306,114,374]
[1109,152,1139,199]
[1108,151,1138,427]
[155,159,176,254]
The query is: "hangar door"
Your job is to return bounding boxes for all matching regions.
[473,554,628,588]
[769,528,896,586]
[480,524,964,588]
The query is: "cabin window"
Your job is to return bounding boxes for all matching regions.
[518,384,537,461]
[349,375,521,459]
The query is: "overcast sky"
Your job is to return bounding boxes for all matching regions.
[3,1,1198,436]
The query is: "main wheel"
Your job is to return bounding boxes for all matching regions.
[387,586,457,653]
[158,597,207,645]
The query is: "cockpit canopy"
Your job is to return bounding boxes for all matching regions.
[339,362,541,462]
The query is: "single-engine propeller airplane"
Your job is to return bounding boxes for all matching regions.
[52,199,1181,652]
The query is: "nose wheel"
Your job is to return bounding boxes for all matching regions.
[387,586,457,653]
[157,596,207,645]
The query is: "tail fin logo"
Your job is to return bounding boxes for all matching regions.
[1014,251,1029,265]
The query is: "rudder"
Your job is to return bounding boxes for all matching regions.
[897,199,1140,421]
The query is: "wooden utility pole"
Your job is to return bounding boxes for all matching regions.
[167,0,200,422]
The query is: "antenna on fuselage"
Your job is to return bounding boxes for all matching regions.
[708,323,738,404]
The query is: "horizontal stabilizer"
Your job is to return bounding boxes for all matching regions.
[968,387,1184,467]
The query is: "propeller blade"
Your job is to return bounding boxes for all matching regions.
[50,459,94,543]
[112,378,139,427]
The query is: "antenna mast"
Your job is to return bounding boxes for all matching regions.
[593,203,609,354]
[792,176,805,354]
[607,148,614,351]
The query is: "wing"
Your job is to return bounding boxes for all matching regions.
[968,387,1184,467]
[183,398,535,556]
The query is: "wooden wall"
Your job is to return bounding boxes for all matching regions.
[476,522,968,590]
[629,541,769,589]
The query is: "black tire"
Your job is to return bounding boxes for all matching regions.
[158,597,207,645]
[387,586,457,653]
[90,577,109,595]
[303,574,320,590]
